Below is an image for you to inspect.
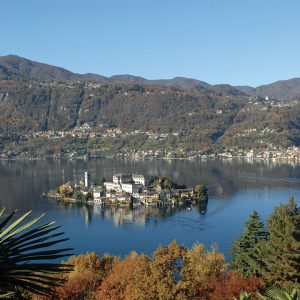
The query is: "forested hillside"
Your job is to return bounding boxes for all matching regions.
[1,55,300,157]
[0,80,246,135]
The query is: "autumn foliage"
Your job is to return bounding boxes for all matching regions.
[199,271,261,300]
[31,241,263,300]
[30,200,300,299]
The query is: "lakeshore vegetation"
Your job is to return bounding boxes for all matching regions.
[1,198,299,299]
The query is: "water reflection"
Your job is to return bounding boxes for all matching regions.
[52,200,208,228]
[1,158,300,212]
[1,158,300,258]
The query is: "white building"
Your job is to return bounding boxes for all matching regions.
[113,174,133,185]
[121,183,134,194]
[104,182,121,192]
[84,171,90,188]
[246,150,254,159]
[132,174,147,186]
[92,187,102,199]
[105,174,147,194]
[121,183,142,194]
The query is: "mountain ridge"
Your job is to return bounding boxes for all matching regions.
[0,55,211,89]
[0,69,300,154]
[1,54,300,99]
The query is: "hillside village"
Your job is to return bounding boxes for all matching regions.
[1,71,300,161]
[1,92,300,161]
[2,123,300,161]
[52,172,208,207]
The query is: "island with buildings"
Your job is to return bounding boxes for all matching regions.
[47,172,208,208]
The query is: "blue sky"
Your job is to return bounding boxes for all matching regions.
[1,0,299,86]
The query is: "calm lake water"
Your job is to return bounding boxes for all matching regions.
[1,158,300,260]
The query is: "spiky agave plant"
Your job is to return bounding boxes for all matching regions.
[0,208,73,298]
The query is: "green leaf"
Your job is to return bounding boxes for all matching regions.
[0,210,16,231]
[0,208,73,298]
[0,210,33,238]
[1,212,45,241]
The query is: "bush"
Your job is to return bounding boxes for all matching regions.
[200,271,261,300]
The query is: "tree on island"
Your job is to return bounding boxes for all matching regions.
[59,184,73,199]
[81,192,93,202]
[151,176,186,192]
[99,177,105,187]
[194,184,208,201]
[163,178,174,192]
[73,189,83,201]
[230,210,268,277]
[255,198,300,288]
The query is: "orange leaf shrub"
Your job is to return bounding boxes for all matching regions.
[199,271,261,300]
[56,271,98,300]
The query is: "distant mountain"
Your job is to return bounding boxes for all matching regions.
[152,77,211,89]
[1,54,300,99]
[0,55,107,81]
[234,86,256,96]
[210,84,247,97]
[255,78,300,99]
[109,74,148,84]
[1,66,300,154]
[235,79,300,100]
[0,55,210,89]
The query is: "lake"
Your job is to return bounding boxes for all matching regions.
[1,158,300,260]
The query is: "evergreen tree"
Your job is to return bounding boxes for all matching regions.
[256,198,300,288]
[230,210,268,277]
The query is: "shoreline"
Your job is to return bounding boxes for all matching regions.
[1,154,300,163]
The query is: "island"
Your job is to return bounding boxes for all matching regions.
[46,172,208,208]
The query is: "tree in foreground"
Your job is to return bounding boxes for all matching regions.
[255,198,300,288]
[94,251,151,300]
[179,243,225,299]
[93,241,226,300]
[199,271,261,300]
[51,252,115,300]
[230,210,268,277]
[0,208,73,299]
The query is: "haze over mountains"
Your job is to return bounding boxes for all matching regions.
[1,54,300,99]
